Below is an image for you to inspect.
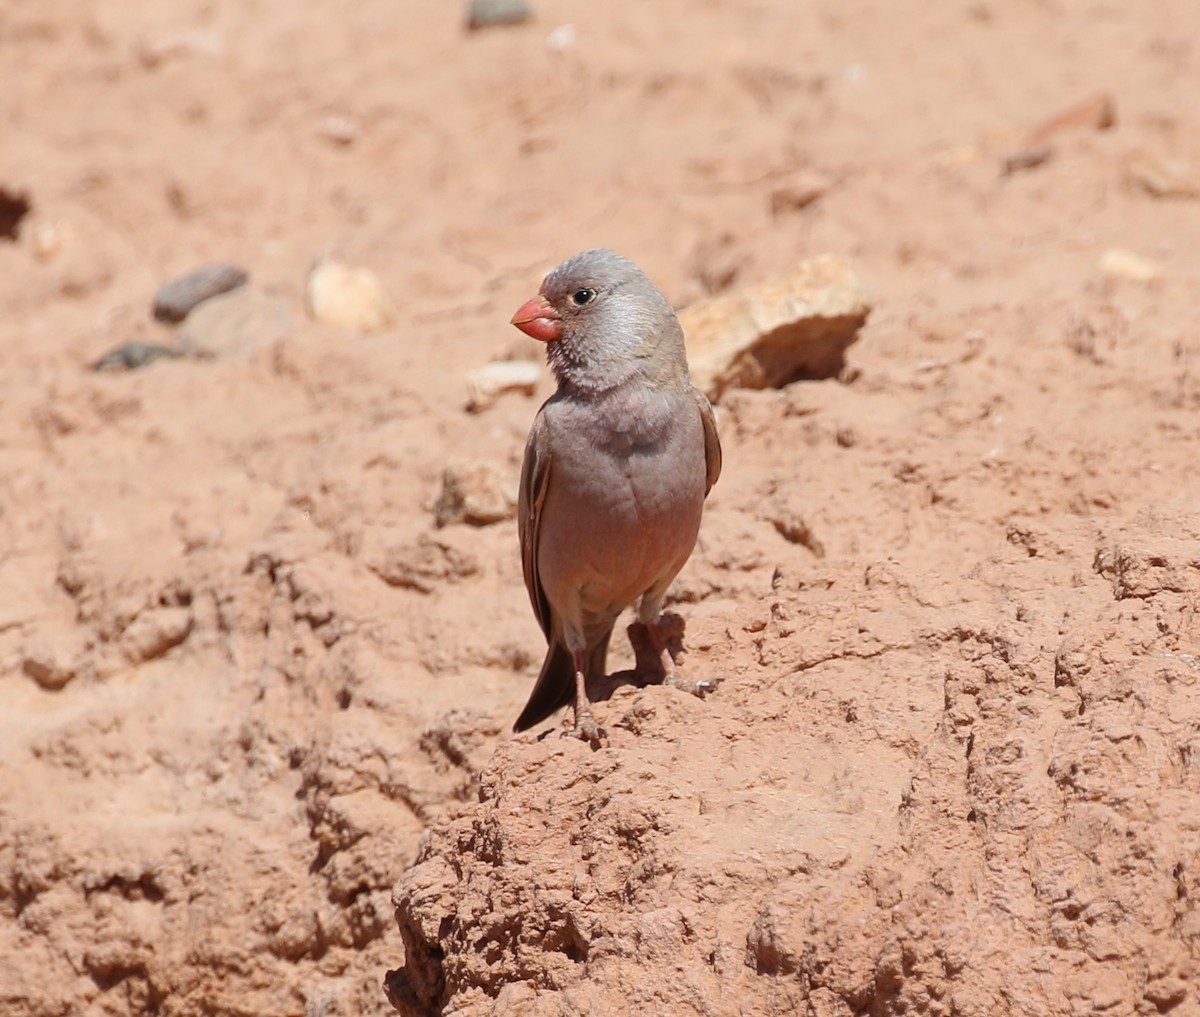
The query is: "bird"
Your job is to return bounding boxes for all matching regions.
[509,248,722,740]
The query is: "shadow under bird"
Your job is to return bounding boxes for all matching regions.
[509,248,722,741]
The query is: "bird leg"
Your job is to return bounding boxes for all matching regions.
[569,651,606,743]
[647,614,721,697]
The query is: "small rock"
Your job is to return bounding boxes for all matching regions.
[545,23,576,52]
[769,513,827,557]
[305,260,397,332]
[466,360,542,413]
[1097,248,1161,283]
[1094,534,1200,600]
[22,647,78,691]
[364,532,480,593]
[769,171,831,216]
[137,29,225,68]
[1027,92,1116,145]
[318,115,359,147]
[434,459,517,528]
[153,262,250,323]
[680,254,872,402]
[121,607,194,664]
[30,221,64,261]
[177,288,293,357]
[1127,152,1200,200]
[91,342,185,372]
[1000,145,1053,176]
[466,0,531,30]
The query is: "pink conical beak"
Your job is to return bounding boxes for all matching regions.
[510,295,562,342]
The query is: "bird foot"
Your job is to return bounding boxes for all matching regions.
[663,672,723,697]
[565,705,606,744]
[627,617,722,699]
[626,617,681,681]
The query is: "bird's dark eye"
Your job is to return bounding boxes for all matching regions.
[570,288,597,306]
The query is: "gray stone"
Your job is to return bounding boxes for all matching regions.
[466,0,531,30]
[153,262,249,323]
[91,341,185,371]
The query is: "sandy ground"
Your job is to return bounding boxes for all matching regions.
[2,1,1199,1015]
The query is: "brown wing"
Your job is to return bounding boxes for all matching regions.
[518,403,554,639]
[694,388,722,495]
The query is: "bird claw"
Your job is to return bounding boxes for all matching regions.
[664,672,722,698]
[565,706,606,744]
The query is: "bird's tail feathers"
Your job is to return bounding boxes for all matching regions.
[512,630,612,733]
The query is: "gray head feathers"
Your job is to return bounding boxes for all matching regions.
[537,249,689,395]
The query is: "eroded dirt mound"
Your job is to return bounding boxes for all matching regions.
[390,415,1200,1016]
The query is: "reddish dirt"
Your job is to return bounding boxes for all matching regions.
[2,2,1199,1015]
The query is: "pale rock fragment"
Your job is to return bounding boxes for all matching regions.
[433,459,517,527]
[306,260,397,332]
[120,606,194,664]
[1127,152,1200,200]
[465,360,541,413]
[1097,248,1161,283]
[680,254,871,402]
